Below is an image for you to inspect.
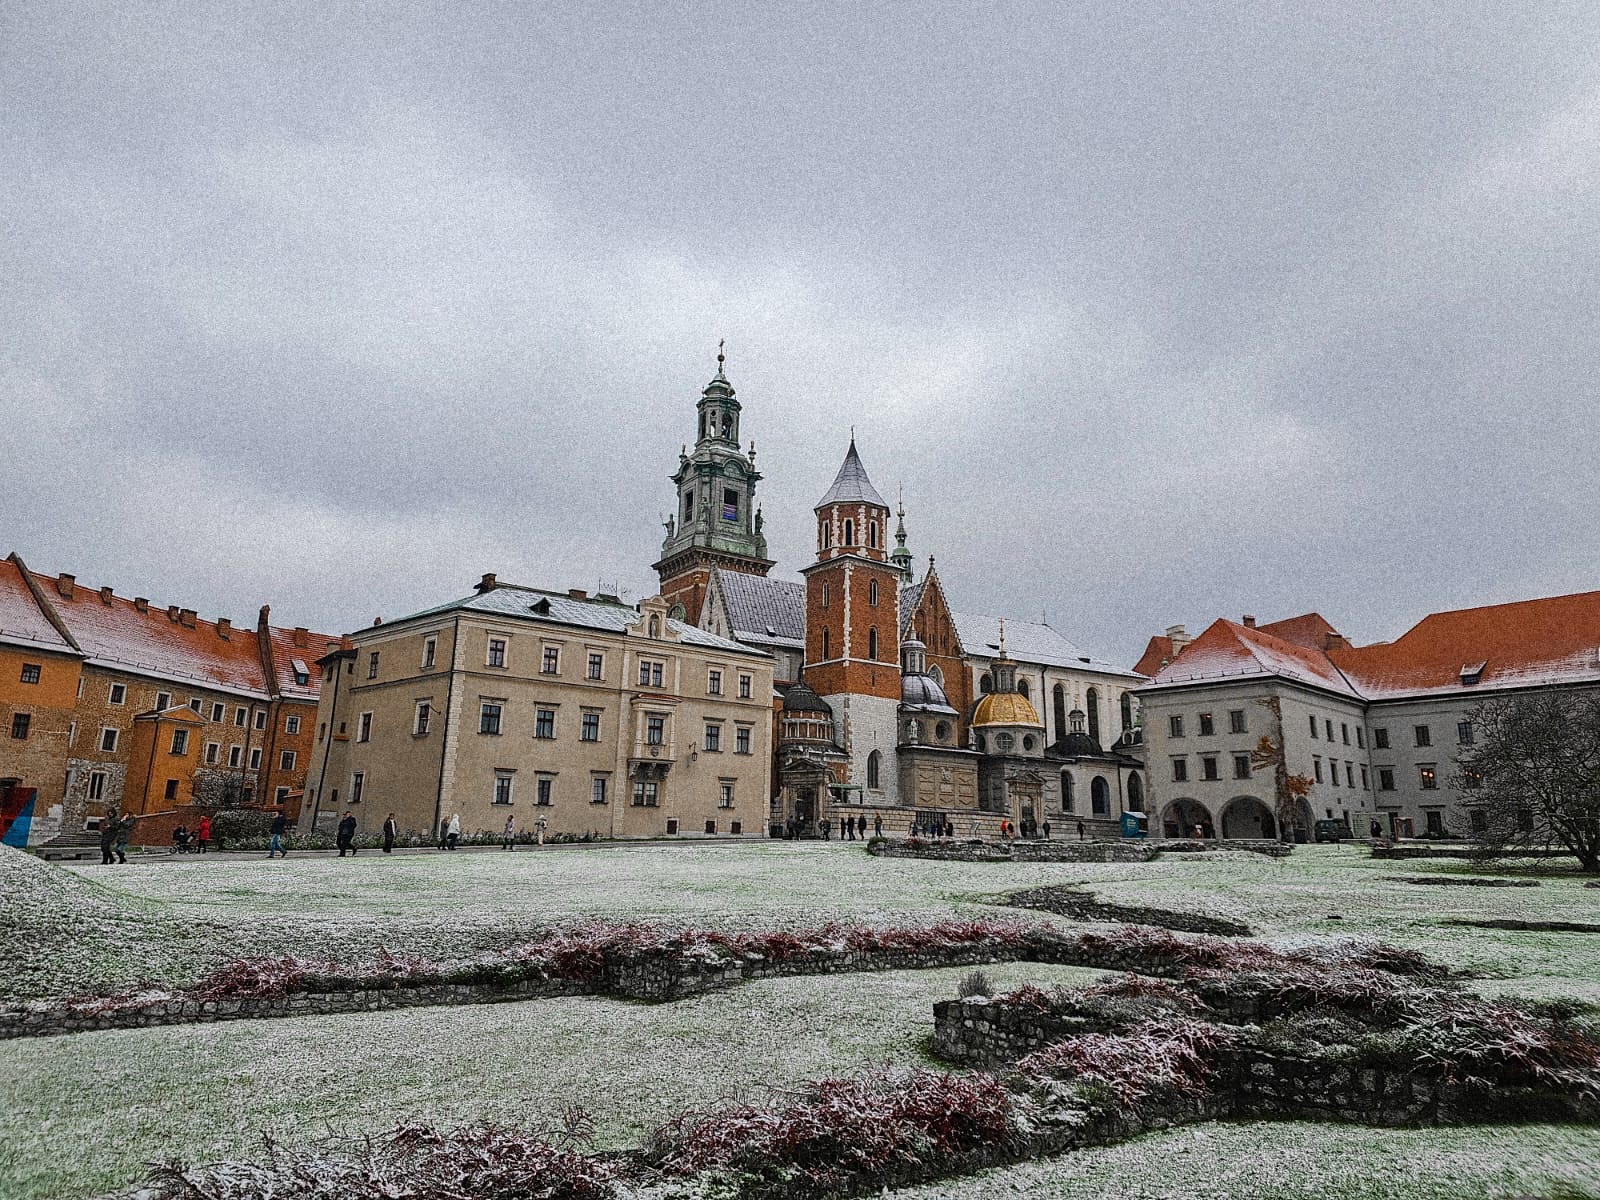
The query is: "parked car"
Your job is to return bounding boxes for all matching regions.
[1314,819,1353,843]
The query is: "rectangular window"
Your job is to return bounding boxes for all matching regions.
[1414,724,1432,748]
[535,708,556,739]
[631,779,659,807]
[1340,723,1350,745]
[719,782,734,809]
[580,712,600,742]
[1201,755,1219,781]
[275,786,290,804]
[423,637,437,669]
[479,703,502,736]
[1325,719,1334,741]
[1356,727,1365,749]
[367,652,379,679]
[487,638,507,668]
[591,775,609,805]
[229,745,243,768]
[494,772,514,806]
[646,715,665,745]
[1469,809,1488,834]
[1361,764,1369,790]
[209,701,224,721]
[705,818,718,834]
[1345,761,1354,788]
[153,690,171,711]
[1457,720,1474,746]
[735,725,752,755]
[1309,715,1318,738]
[235,706,247,727]
[351,771,364,804]
[100,727,118,752]
[163,779,178,800]
[1313,756,1324,783]
[1233,754,1251,780]
[703,723,722,752]
[170,729,189,755]
[19,663,40,684]
[738,673,752,699]
[254,709,266,731]
[109,683,127,705]
[587,652,604,680]
[249,747,262,770]
[1168,715,1184,738]
[1228,709,1246,734]
[1170,757,1188,782]
[542,646,560,675]
[358,712,373,742]
[10,713,30,739]
[1198,712,1214,737]
[536,776,554,806]
[415,701,431,735]
[205,741,219,764]
[1419,764,1438,790]
[707,668,723,695]
[189,698,202,714]
[1374,727,1389,750]
[280,750,296,771]
[1378,767,1395,791]
[638,659,664,688]
[285,715,301,735]
[87,771,106,800]
[1425,809,1444,836]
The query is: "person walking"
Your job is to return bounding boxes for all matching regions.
[1043,819,1052,840]
[502,815,516,850]
[99,810,119,865]
[382,813,398,853]
[268,810,288,858]
[873,814,882,838]
[115,812,135,864]
[857,815,867,840]
[336,811,357,856]
[446,812,461,850]
[196,813,211,853]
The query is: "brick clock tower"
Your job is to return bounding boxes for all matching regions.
[653,349,774,620]
[801,438,903,806]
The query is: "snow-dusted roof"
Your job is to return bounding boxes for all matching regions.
[815,441,888,510]
[1145,619,1363,698]
[716,570,805,648]
[393,584,766,656]
[0,559,75,655]
[953,611,1140,678]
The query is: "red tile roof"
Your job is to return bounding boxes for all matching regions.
[1133,634,1176,678]
[0,559,75,654]
[1145,619,1362,697]
[1256,613,1339,651]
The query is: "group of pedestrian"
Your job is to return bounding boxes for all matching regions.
[170,814,211,853]
[98,811,135,864]
[832,814,874,840]
[437,812,461,850]
[912,817,957,839]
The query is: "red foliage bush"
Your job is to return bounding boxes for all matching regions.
[1402,999,1600,1092]
[1016,1018,1240,1106]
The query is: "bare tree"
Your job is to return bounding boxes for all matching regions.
[1452,691,1600,873]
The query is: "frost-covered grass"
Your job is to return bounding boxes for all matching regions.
[889,1120,1600,1199]
[0,961,1106,1200]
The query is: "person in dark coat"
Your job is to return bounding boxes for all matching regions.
[1043,819,1052,840]
[873,814,883,837]
[268,810,288,858]
[99,811,119,865]
[115,813,135,863]
[336,811,357,856]
[382,813,398,853]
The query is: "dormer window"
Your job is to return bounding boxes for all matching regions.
[1460,662,1486,685]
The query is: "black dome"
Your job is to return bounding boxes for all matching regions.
[782,678,833,714]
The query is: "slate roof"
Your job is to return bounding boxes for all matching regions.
[953,612,1141,679]
[391,584,765,656]
[715,570,806,648]
[815,440,888,509]
[0,559,75,655]
[899,580,926,637]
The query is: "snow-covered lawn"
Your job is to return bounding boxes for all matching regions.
[3,842,1598,1200]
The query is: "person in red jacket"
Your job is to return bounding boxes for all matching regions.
[196,813,211,854]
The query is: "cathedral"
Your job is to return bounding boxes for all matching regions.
[655,353,1147,838]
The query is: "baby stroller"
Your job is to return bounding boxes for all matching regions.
[170,826,198,854]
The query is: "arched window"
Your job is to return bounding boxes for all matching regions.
[1053,684,1067,742]
[699,414,707,440]
[1018,678,1030,699]
[867,750,881,789]
[1127,773,1144,812]
[980,673,993,694]
[868,627,879,660]
[683,492,694,521]
[869,579,878,607]
[1091,776,1110,815]
[1120,692,1133,732]
[1087,688,1101,746]
[821,628,830,659]
[843,518,855,546]
[721,414,730,438]
[869,521,878,548]
[822,521,832,549]
[976,733,987,753]
[821,583,829,609]
[1061,771,1075,812]
[929,664,944,686]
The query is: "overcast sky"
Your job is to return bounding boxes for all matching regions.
[5,3,1598,665]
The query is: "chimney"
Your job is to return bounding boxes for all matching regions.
[476,572,498,594]
[1242,615,1257,628]
[134,597,149,613]
[1164,624,1191,656]
[55,574,75,599]
[568,588,588,601]
[217,617,232,639]
[293,626,308,646]
[98,585,113,605]
[373,616,383,626]
[180,608,197,628]
[1324,632,1349,651]
[167,604,181,622]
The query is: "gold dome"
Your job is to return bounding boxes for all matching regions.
[972,691,1043,728]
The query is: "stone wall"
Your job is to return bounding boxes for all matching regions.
[1156,838,1293,857]
[868,838,1157,864]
